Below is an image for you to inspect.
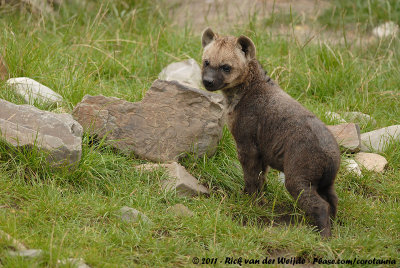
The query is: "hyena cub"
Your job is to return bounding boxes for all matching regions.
[201,28,340,237]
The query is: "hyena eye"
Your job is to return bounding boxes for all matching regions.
[221,65,231,73]
[203,60,210,67]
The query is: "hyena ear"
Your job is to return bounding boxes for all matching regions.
[202,27,216,48]
[237,35,256,60]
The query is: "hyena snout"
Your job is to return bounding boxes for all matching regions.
[202,68,224,91]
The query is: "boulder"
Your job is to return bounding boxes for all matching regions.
[342,112,376,126]
[158,59,202,89]
[360,125,400,153]
[6,77,63,105]
[342,158,362,177]
[73,79,224,162]
[0,99,82,167]
[0,54,8,80]
[166,204,194,217]
[137,162,209,197]
[326,123,361,152]
[354,152,388,173]
[119,206,152,224]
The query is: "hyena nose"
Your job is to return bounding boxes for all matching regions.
[203,79,214,88]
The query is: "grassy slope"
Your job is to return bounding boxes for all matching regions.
[0,0,399,267]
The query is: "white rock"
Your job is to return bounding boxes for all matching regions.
[6,77,63,105]
[137,162,209,197]
[325,111,346,123]
[278,172,285,184]
[8,249,43,258]
[342,112,376,126]
[355,152,388,173]
[57,258,91,268]
[360,125,400,152]
[342,159,362,177]
[372,21,399,38]
[158,59,202,89]
[326,123,361,153]
[119,206,152,224]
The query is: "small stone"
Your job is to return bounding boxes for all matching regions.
[361,125,400,153]
[158,59,202,89]
[137,162,209,197]
[354,152,388,173]
[342,112,376,126]
[342,159,362,177]
[119,206,152,224]
[0,230,27,251]
[325,111,346,123]
[0,99,83,168]
[57,258,91,268]
[166,204,194,217]
[326,123,361,153]
[6,77,63,105]
[372,21,399,38]
[0,54,8,80]
[8,249,43,258]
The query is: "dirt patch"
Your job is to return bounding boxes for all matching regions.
[167,0,330,33]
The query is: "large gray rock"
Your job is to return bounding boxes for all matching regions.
[6,77,63,105]
[361,125,400,152]
[158,59,202,89]
[137,162,209,197]
[0,99,82,167]
[326,123,361,153]
[355,152,388,173]
[72,79,224,162]
[0,54,8,80]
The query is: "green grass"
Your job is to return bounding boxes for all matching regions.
[0,0,400,267]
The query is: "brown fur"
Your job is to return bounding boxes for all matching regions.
[201,28,340,237]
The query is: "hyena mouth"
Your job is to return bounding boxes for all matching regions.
[204,83,228,92]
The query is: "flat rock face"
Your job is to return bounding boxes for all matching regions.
[355,152,388,173]
[0,99,83,167]
[326,123,361,152]
[158,59,202,89]
[360,125,400,153]
[6,77,63,105]
[0,54,8,80]
[137,162,209,197]
[73,79,225,162]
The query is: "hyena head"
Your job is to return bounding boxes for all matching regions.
[201,27,256,92]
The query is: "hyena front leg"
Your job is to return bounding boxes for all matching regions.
[237,146,266,196]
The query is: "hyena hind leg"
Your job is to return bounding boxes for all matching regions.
[318,186,338,220]
[285,179,332,238]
